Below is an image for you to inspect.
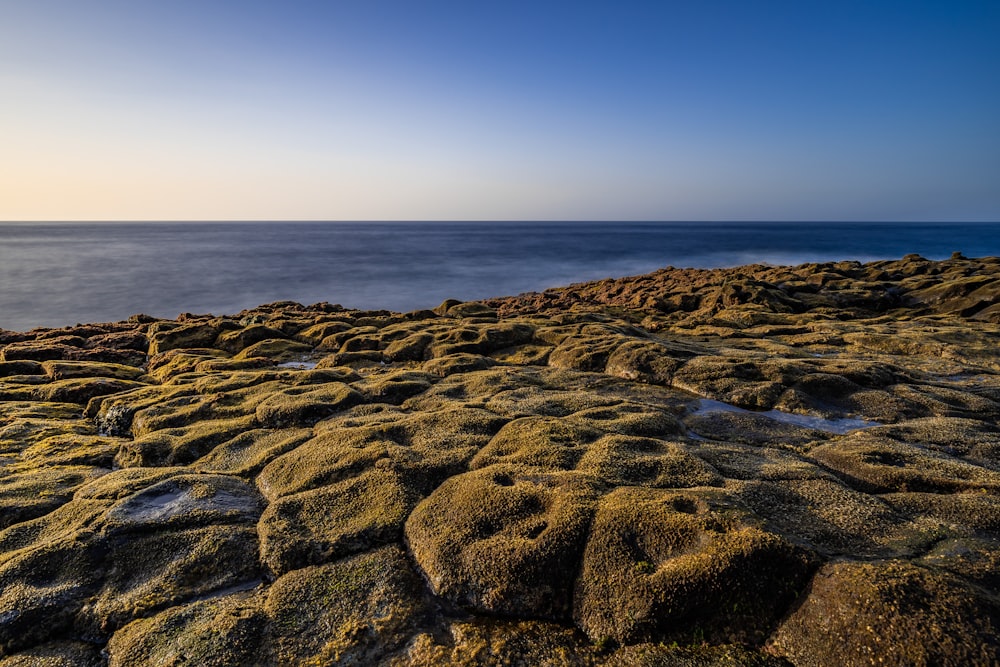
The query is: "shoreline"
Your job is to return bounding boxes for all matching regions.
[1,254,999,665]
[5,221,1000,333]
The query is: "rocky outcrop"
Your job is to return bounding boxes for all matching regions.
[0,255,999,665]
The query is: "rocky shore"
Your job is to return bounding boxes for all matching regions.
[1,253,999,666]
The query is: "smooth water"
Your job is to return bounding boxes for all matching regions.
[1,221,998,332]
[691,399,880,434]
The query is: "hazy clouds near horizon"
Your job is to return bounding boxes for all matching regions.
[1,1,998,222]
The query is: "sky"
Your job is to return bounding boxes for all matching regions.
[1,0,998,221]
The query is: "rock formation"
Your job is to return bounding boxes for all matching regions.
[1,254,998,665]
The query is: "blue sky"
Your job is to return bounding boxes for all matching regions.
[1,1,997,221]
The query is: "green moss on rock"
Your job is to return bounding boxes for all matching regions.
[264,545,429,665]
[574,486,816,646]
[254,383,363,428]
[768,560,1000,667]
[576,435,722,488]
[470,416,603,471]
[259,468,420,575]
[406,465,601,620]
[105,592,268,667]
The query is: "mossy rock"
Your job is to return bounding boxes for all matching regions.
[682,408,830,451]
[918,536,1000,592]
[868,416,1000,470]
[548,334,627,373]
[40,360,144,381]
[115,415,257,467]
[0,465,108,530]
[0,401,81,422]
[264,545,429,665]
[569,402,682,438]
[425,322,533,358]
[0,537,105,656]
[214,324,287,354]
[470,415,603,471]
[444,301,498,319]
[422,353,496,377]
[94,384,192,437]
[147,349,229,383]
[79,524,263,636]
[191,428,313,477]
[0,418,96,454]
[786,371,862,405]
[254,383,363,428]
[604,339,690,385]
[0,342,76,363]
[294,320,354,346]
[147,323,223,356]
[686,441,832,481]
[391,618,602,666]
[85,329,148,353]
[735,478,905,558]
[234,338,313,362]
[255,428,393,500]
[0,640,104,667]
[891,382,1000,420]
[0,499,111,562]
[881,491,1000,534]
[0,361,44,378]
[193,356,274,372]
[188,370,283,394]
[316,325,380,351]
[575,435,722,488]
[603,642,791,666]
[19,433,122,468]
[402,366,554,410]
[671,356,781,408]
[574,486,816,646]
[390,406,509,492]
[259,468,420,575]
[351,369,435,404]
[33,378,146,405]
[338,332,383,353]
[383,332,434,362]
[105,591,268,667]
[73,467,188,501]
[0,382,39,403]
[405,465,601,620]
[103,474,265,534]
[810,433,1000,493]
[768,560,1000,667]
[489,343,553,366]
[257,405,505,500]
[483,386,620,419]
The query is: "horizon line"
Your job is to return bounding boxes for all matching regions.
[2,219,999,225]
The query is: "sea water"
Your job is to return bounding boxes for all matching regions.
[1,221,998,332]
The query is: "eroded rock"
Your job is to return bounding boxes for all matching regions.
[406,465,601,620]
[1,255,999,662]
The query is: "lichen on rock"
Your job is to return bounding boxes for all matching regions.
[0,255,999,663]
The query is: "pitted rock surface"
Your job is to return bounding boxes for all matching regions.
[0,255,998,665]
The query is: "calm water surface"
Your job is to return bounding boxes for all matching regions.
[1,221,998,332]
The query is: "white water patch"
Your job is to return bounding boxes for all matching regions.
[691,399,880,435]
[186,579,264,604]
[277,360,318,370]
[105,475,265,531]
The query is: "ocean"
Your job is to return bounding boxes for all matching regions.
[1,221,998,332]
